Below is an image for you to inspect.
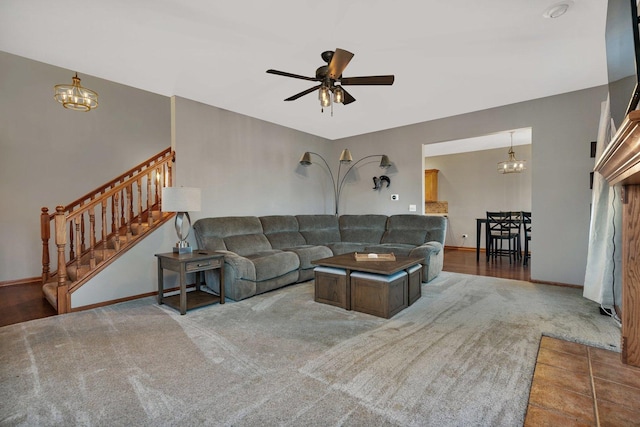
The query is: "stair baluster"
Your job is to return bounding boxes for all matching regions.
[80,211,86,253]
[40,148,175,314]
[41,207,50,283]
[89,210,96,269]
[137,177,143,229]
[126,184,133,240]
[55,206,69,314]
[114,192,121,251]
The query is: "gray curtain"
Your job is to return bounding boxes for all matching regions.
[583,97,622,308]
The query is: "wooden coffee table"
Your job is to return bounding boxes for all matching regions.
[312,252,423,318]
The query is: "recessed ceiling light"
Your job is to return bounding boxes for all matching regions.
[543,1,574,18]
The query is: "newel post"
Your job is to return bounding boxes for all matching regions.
[40,207,51,283]
[55,206,70,314]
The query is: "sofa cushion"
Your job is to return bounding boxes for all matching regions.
[381,215,441,246]
[260,215,306,249]
[327,242,369,255]
[245,250,300,281]
[224,234,272,257]
[339,214,388,243]
[422,216,447,244]
[192,218,228,251]
[284,245,333,270]
[193,216,266,252]
[296,215,340,245]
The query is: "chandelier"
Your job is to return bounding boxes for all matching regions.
[498,131,526,174]
[54,72,98,112]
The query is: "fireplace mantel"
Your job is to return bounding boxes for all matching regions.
[594,110,640,368]
[595,110,640,185]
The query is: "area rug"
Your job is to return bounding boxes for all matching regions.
[0,272,620,426]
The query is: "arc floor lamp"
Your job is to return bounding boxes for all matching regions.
[299,149,391,215]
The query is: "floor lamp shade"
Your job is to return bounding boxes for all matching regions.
[161,187,201,254]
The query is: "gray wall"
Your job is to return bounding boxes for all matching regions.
[0,51,170,282]
[74,96,333,307]
[335,87,607,286]
[1,50,608,297]
[172,96,332,220]
[425,145,532,249]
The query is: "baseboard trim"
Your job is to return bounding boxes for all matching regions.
[445,246,481,252]
[0,277,41,288]
[70,285,195,312]
[530,279,582,289]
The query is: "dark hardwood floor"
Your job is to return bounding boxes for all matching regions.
[443,247,531,281]
[0,248,528,328]
[0,281,57,327]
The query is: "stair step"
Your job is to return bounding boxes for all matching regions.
[66,264,92,282]
[42,282,57,310]
[44,208,171,313]
[131,223,150,235]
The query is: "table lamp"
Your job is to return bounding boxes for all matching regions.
[161,187,201,254]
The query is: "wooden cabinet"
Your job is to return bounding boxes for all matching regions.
[424,169,439,202]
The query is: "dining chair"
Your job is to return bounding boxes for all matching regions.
[522,211,531,265]
[486,211,521,264]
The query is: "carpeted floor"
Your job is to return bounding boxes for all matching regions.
[0,272,620,426]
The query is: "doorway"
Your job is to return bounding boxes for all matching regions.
[422,128,532,250]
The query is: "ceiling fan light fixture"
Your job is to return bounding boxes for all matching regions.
[334,86,344,104]
[319,86,331,107]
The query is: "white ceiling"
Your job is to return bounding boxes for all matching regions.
[0,0,608,141]
[423,128,532,157]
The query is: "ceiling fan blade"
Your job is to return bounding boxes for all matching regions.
[284,85,322,101]
[340,75,395,85]
[327,48,354,79]
[341,87,356,105]
[266,69,319,81]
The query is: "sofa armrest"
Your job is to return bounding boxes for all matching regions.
[409,241,444,283]
[216,250,256,282]
[409,241,442,257]
[202,250,257,301]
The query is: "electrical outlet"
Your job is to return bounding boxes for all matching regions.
[391,194,399,201]
[409,204,416,212]
[462,234,468,239]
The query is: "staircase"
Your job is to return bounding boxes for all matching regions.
[41,148,175,314]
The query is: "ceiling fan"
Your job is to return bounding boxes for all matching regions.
[266,48,394,110]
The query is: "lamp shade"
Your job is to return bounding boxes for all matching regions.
[162,187,201,212]
[379,155,391,169]
[299,152,312,165]
[339,149,353,163]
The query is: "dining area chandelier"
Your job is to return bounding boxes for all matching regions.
[498,131,526,174]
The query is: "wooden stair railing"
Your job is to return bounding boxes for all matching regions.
[41,148,175,314]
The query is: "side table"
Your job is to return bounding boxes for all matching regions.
[155,251,225,315]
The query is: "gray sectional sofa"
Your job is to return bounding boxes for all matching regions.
[193,214,447,301]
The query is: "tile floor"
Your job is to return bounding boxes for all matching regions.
[525,336,640,426]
